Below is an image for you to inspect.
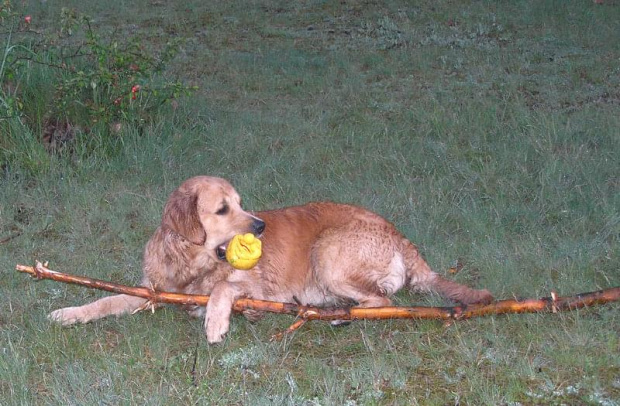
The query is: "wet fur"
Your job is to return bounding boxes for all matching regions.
[50,176,494,343]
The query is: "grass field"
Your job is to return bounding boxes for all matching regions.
[1,0,619,404]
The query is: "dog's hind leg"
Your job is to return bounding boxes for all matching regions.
[310,228,398,310]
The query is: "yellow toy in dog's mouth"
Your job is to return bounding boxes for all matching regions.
[225,233,262,270]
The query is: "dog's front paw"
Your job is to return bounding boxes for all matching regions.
[205,314,230,344]
[48,307,84,326]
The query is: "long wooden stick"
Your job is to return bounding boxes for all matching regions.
[16,261,620,338]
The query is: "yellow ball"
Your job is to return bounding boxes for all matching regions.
[226,233,262,270]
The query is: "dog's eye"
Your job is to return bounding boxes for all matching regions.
[216,205,229,215]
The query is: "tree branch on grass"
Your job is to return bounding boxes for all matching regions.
[16,261,620,339]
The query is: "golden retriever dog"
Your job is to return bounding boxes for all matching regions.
[50,176,494,343]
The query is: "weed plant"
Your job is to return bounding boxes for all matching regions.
[1,1,194,174]
[1,0,619,404]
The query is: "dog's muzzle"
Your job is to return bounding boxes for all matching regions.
[251,218,265,236]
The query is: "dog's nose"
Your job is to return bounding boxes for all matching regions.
[252,218,265,235]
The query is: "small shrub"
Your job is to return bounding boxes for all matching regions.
[54,8,195,128]
[0,0,195,172]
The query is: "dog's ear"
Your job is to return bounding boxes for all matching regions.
[161,190,206,245]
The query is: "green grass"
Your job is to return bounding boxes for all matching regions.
[2,0,619,404]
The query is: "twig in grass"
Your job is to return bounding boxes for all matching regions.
[16,261,620,340]
[191,341,199,387]
[0,232,21,244]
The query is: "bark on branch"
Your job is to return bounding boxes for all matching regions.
[16,261,620,339]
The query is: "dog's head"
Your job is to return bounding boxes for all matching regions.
[161,176,265,261]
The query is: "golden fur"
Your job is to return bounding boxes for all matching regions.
[50,176,494,343]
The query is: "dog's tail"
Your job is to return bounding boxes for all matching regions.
[401,239,494,305]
